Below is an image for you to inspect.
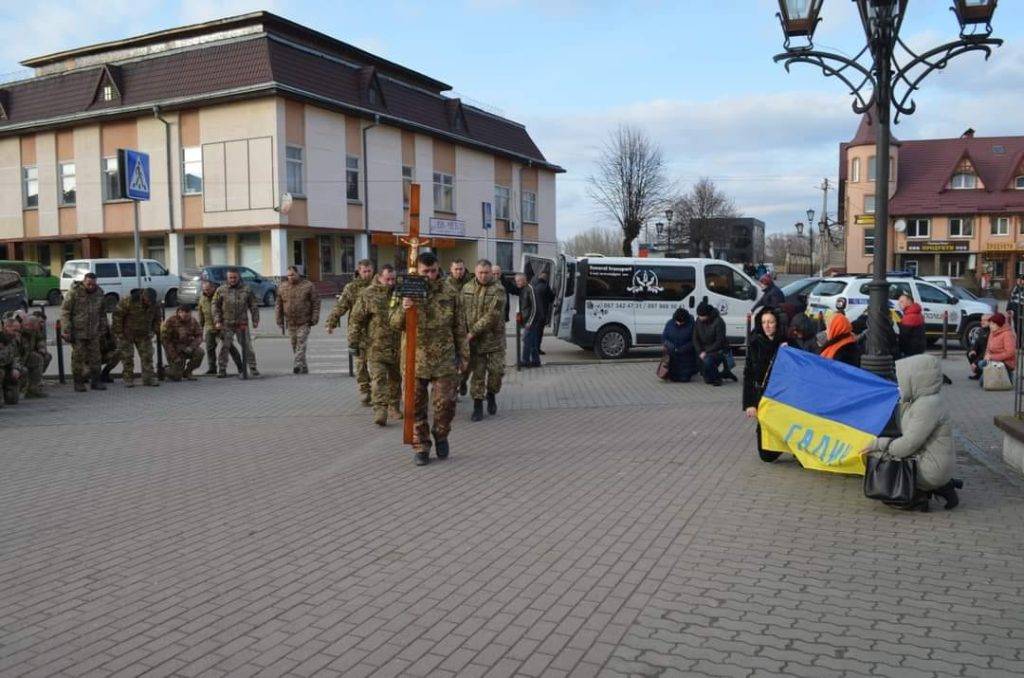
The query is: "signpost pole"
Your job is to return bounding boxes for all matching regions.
[133,199,143,292]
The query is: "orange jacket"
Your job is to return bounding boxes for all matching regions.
[985,324,1017,370]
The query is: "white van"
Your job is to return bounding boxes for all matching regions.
[60,258,180,309]
[522,255,759,359]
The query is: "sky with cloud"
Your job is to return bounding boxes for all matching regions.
[2,1,1022,239]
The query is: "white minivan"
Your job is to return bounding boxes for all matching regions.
[60,258,180,310]
[522,255,759,359]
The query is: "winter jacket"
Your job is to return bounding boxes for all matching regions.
[275,278,320,327]
[985,324,1017,371]
[898,303,927,357]
[389,277,469,379]
[348,282,401,364]
[111,295,160,340]
[742,308,783,410]
[754,283,785,312]
[532,278,555,324]
[461,278,506,353]
[967,326,989,365]
[213,283,259,328]
[693,310,727,356]
[661,315,697,382]
[518,284,538,329]
[869,354,954,491]
[60,281,109,340]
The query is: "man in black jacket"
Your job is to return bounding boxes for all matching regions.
[753,274,785,313]
[968,314,991,380]
[531,271,555,355]
[693,302,737,386]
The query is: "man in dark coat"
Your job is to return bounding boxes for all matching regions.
[753,274,785,313]
[661,308,697,382]
[967,314,991,380]
[693,302,736,386]
[897,294,927,358]
[531,272,556,355]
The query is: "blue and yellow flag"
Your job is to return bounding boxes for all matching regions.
[757,346,899,475]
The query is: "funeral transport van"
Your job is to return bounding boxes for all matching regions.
[522,255,760,359]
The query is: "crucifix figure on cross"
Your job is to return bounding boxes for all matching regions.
[388,183,470,466]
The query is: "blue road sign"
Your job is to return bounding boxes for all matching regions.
[123,149,151,201]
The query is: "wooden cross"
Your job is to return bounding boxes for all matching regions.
[398,183,429,445]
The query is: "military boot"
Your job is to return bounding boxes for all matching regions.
[2,386,18,405]
[435,438,450,460]
[217,369,227,378]
[26,387,47,399]
[74,379,87,393]
[414,451,430,466]
[486,392,497,415]
[143,377,160,387]
[205,349,218,375]
[184,370,197,382]
[373,409,388,426]
[90,370,107,391]
[388,404,402,421]
[101,364,115,383]
[360,391,372,406]
[471,399,484,422]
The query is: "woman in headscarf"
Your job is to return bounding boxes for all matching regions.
[661,308,698,382]
[787,313,820,353]
[819,313,861,367]
[743,307,785,462]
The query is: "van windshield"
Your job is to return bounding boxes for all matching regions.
[62,262,90,279]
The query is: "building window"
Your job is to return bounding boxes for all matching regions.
[145,237,166,265]
[522,191,537,223]
[906,218,929,238]
[863,229,875,256]
[496,241,513,272]
[949,217,973,238]
[183,236,197,268]
[102,157,122,201]
[102,85,113,101]
[293,240,304,269]
[863,195,876,214]
[494,185,510,220]
[904,260,918,276]
[182,147,203,195]
[851,157,861,183]
[949,260,965,278]
[867,156,876,182]
[205,235,228,265]
[1015,176,1024,190]
[238,233,262,271]
[346,155,360,201]
[319,235,334,275]
[951,172,977,190]
[285,146,304,195]
[22,166,38,208]
[340,235,356,273]
[523,243,539,255]
[434,172,454,212]
[402,165,413,207]
[992,259,1006,279]
[59,162,76,206]
[992,216,1010,236]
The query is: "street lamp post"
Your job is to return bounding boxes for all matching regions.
[664,209,675,257]
[773,0,1001,379]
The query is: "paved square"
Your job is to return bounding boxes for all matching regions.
[2,351,1023,678]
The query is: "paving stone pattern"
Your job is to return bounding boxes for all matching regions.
[1,359,1022,678]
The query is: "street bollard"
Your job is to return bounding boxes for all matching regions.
[744,313,751,353]
[942,311,948,360]
[515,313,522,371]
[156,303,166,381]
[55,320,66,385]
[348,350,354,377]
[240,324,249,380]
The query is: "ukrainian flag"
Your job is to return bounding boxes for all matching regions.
[757,346,899,475]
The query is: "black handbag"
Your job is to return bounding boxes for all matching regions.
[863,454,917,506]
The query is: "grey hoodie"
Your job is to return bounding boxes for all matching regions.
[870,354,954,490]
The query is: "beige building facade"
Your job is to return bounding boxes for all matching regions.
[0,12,562,282]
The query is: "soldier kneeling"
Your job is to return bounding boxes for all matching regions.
[162,305,204,381]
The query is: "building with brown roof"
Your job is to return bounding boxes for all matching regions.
[840,115,1024,290]
[0,12,562,283]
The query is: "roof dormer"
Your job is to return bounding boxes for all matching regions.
[445,98,469,135]
[358,66,386,110]
[90,64,122,108]
[0,89,9,120]
[946,154,984,191]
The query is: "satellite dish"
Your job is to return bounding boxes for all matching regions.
[894,219,906,233]
[276,192,294,215]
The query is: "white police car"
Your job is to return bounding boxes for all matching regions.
[806,273,990,347]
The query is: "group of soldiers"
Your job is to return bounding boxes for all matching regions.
[329,254,511,465]
[57,269,264,392]
[0,308,51,408]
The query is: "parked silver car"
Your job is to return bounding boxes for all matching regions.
[177,266,278,307]
[0,269,29,316]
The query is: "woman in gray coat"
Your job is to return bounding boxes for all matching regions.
[866,354,961,511]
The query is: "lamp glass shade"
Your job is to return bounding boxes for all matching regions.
[806,209,815,224]
[655,222,664,235]
[954,0,997,25]
[665,209,674,223]
[795,222,805,236]
[778,0,823,37]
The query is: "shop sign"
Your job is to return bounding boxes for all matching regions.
[854,214,875,225]
[429,217,466,237]
[985,242,1022,253]
[905,240,970,253]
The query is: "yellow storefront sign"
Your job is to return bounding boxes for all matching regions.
[854,214,875,225]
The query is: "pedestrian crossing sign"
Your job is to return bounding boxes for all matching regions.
[119,148,151,201]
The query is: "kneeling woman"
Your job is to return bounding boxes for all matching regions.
[864,354,960,511]
[661,308,698,382]
[743,308,784,462]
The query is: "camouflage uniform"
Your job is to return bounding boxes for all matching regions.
[161,313,203,381]
[99,326,121,381]
[349,281,402,422]
[276,278,320,372]
[447,271,471,395]
[60,281,109,387]
[213,282,259,373]
[112,294,160,386]
[326,277,372,400]
[0,328,22,405]
[18,324,50,397]
[461,278,507,401]
[390,278,469,454]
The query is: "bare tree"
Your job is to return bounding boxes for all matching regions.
[674,178,739,257]
[587,126,670,256]
[559,226,622,257]
[764,232,808,266]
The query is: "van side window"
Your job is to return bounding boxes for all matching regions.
[62,262,90,279]
[119,263,138,277]
[644,265,695,301]
[705,264,754,300]
[917,283,951,304]
[564,262,576,298]
[95,263,119,278]
[586,265,634,300]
